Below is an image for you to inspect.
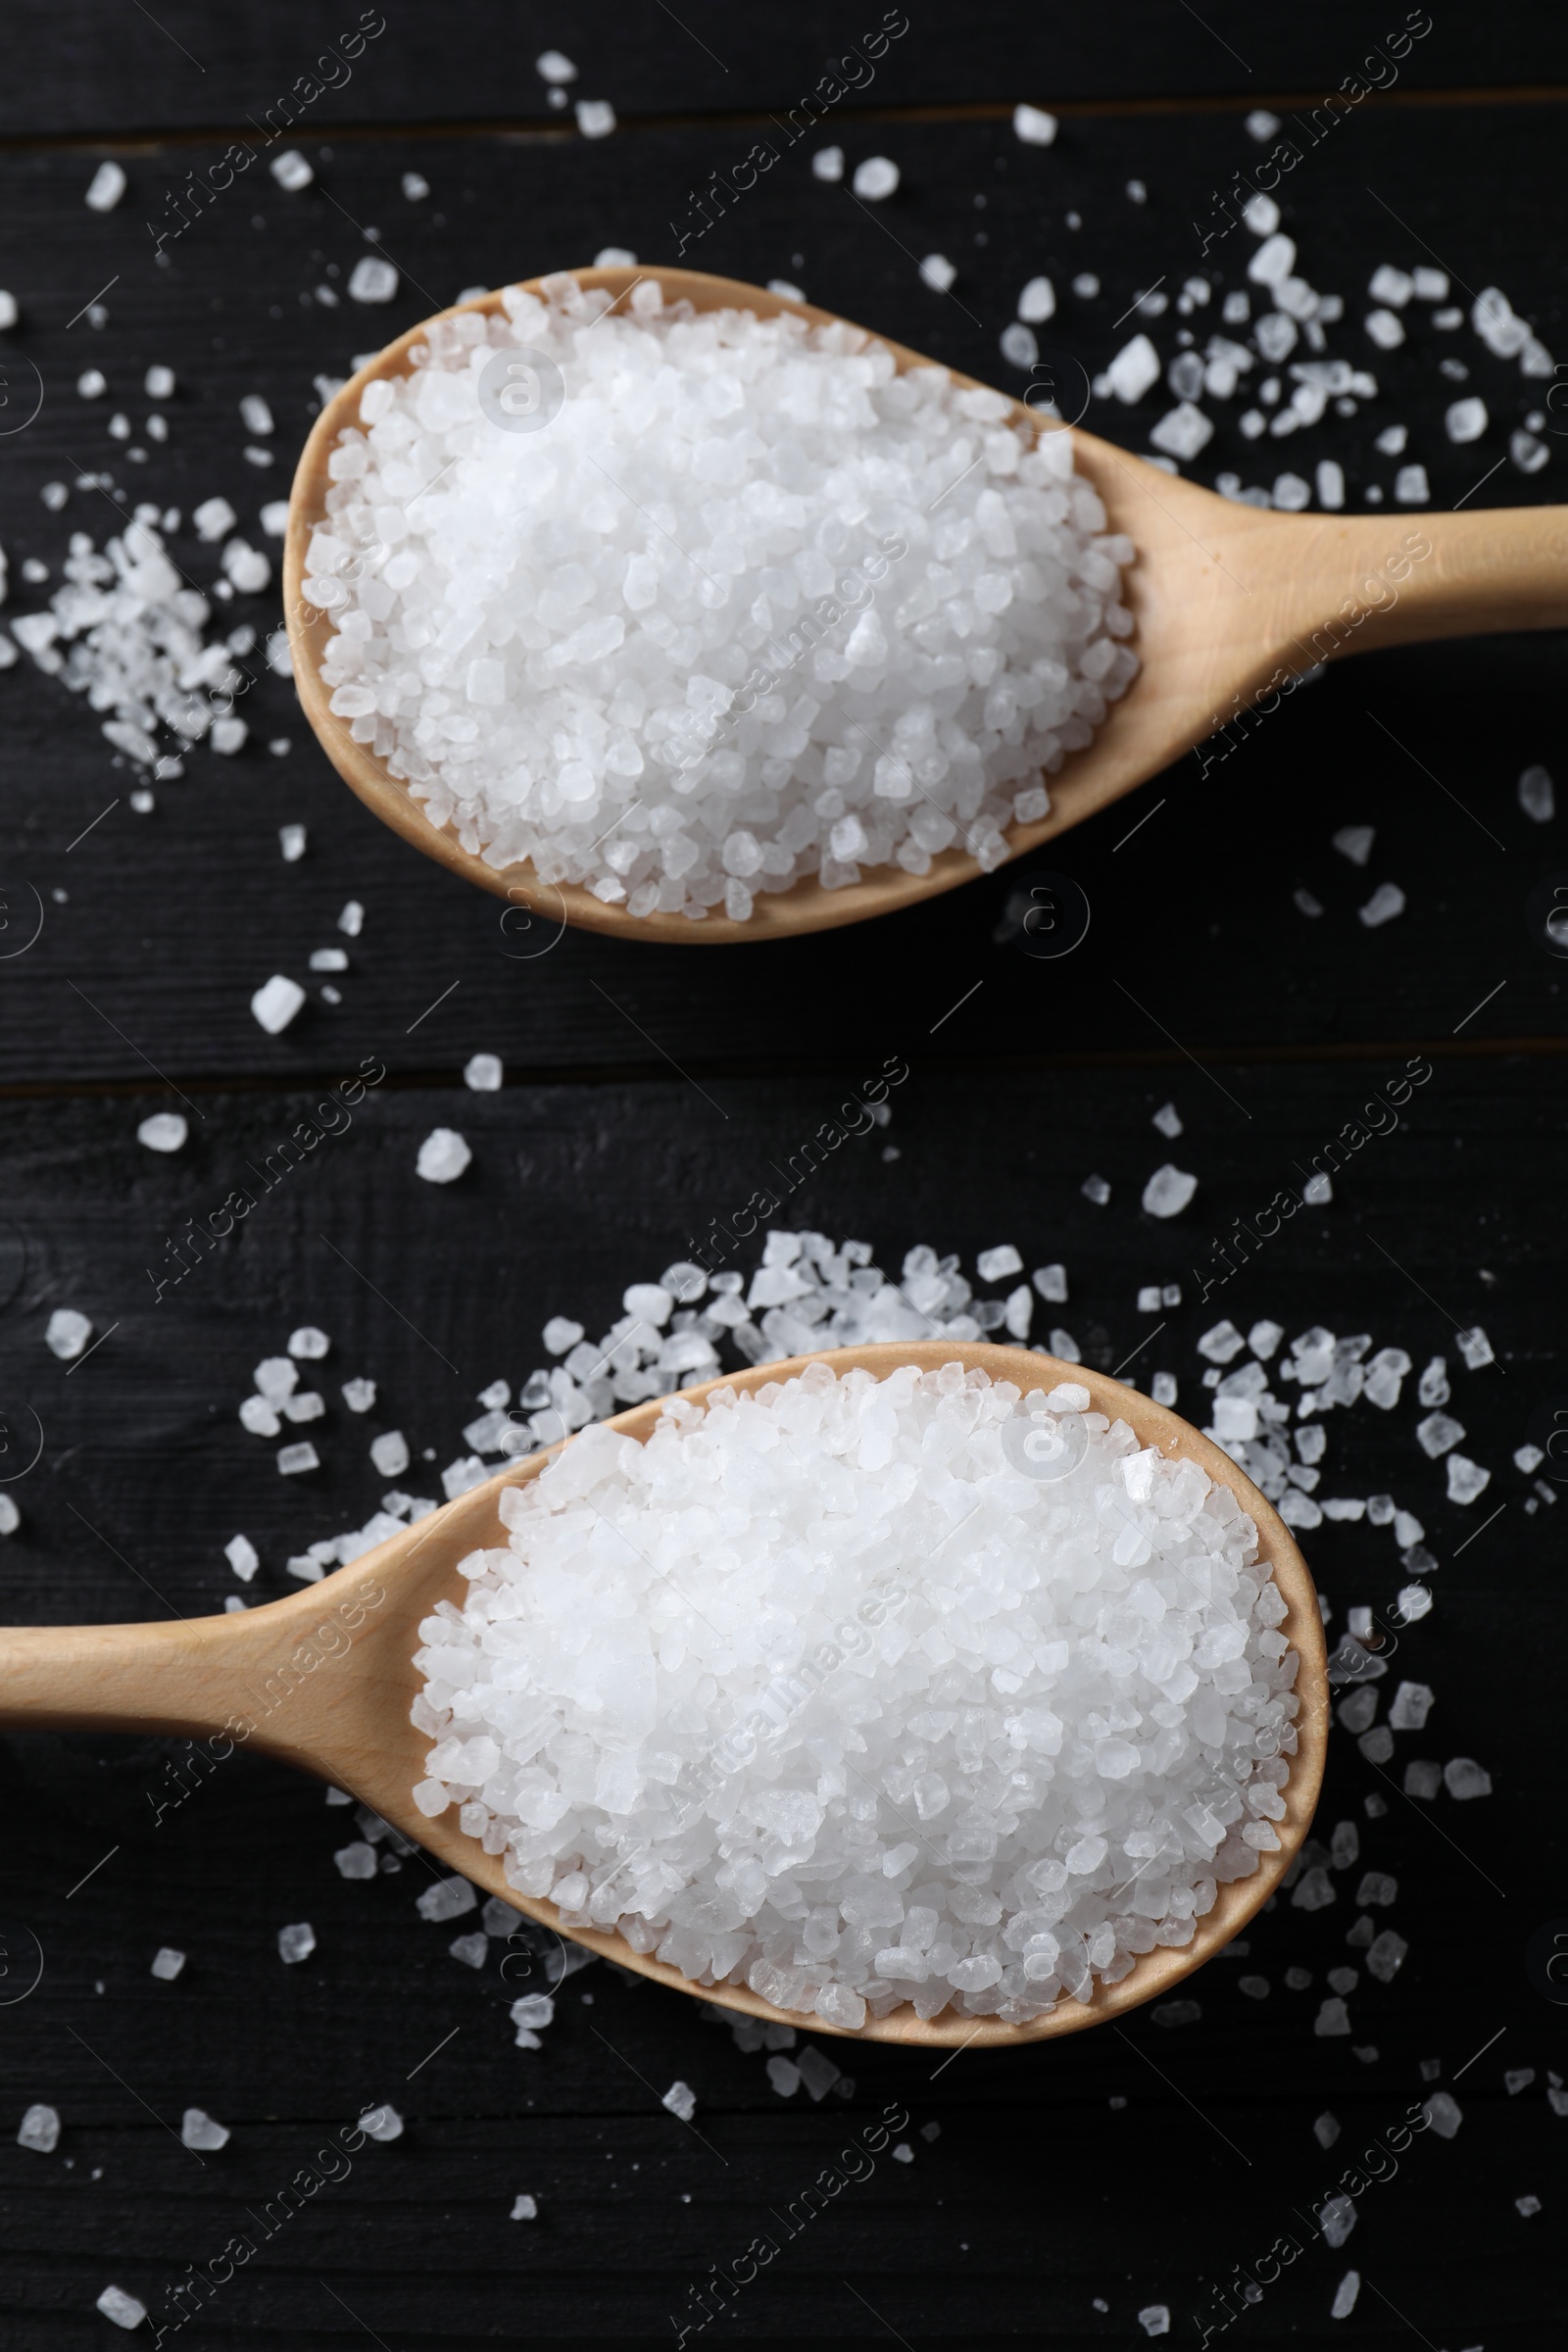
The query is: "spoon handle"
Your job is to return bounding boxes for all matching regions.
[1292,503,1568,657]
[0,1581,375,1757]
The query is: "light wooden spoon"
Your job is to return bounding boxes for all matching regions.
[285,265,1568,946]
[0,1343,1326,2048]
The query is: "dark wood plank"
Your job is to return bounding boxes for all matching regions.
[4,3,1566,141]
[0,103,1565,1087]
[0,1065,1561,2343]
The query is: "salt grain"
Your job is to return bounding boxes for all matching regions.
[251,974,305,1033]
[1013,105,1057,146]
[18,2103,60,2153]
[1331,2271,1361,2320]
[1141,1163,1197,1219]
[1518,764,1554,822]
[45,1308,92,1360]
[1424,2090,1463,2138]
[96,2286,147,2331]
[359,2103,404,2140]
[416,1127,471,1184]
[85,162,126,212]
[277,1922,316,1963]
[137,1110,187,1152]
[465,1052,504,1091]
[181,2107,229,2151]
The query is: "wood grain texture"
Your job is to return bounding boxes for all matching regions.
[1,15,1565,2340]
[0,1065,1561,2343]
[5,2,1568,139]
[1,105,1566,1077]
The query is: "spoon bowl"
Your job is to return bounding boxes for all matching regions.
[285,266,1568,945]
[0,1343,1326,2047]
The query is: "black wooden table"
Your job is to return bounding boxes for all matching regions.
[2,8,1565,2346]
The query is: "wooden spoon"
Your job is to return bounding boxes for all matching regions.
[285,265,1568,946]
[0,1343,1326,2048]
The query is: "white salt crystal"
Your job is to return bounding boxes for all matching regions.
[1320,2192,1357,2246]
[1444,1756,1492,1799]
[1416,1411,1464,1457]
[1000,322,1039,370]
[1396,1583,1432,1623]
[1366,1930,1407,1983]
[348,257,399,305]
[270,150,314,191]
[277,1443,319,1476]
[976,1245,1022,1281]
[1246,110,1281,141]
[1017,275,1054,323]
[1412,267,1448,300]
[920,254,957,293]
[288,1327,330,1360]
[1358,883,1405,928]
[403,172,430,201]
[251,974,304,1034]
[1456,1325,1494,1369]
[1389,1681,1433,1731]
[465,1053,504,1091]
[1333,824,1374,866]
[1395,464,1430,505]
[181,2107,229,2151]
[1423,2090,1463,2138]
[85,162,126,212]
[1141,1164,1197,1219]
[335,1841,377,1879]
[224,1534,259,1582]
[1446,1453,1490,1504]
[1198,1319,1246,1363]
[137,1110,186,1152]
[1315,1997,1350,2035]
[193,495,236,542]
[511,2192,539,2219]
[575,99,616,138]
[1150,403,1213,460]
[1515,1444,1544,1473]
[1518,764,1554,822]
[536,48,576,80]
[1152,1102,1182,1138]
[18,2103,60,2153]
[359,2103,404,2140]
[450,1932,487,1968]
[812,146,844,180]
[338,900,365,937]
[1331,2271,1361,2319]
[416,1128,471,1184]
[1313,2112,1341,2148]
[150,1947,185,1981]
[1152,1373,1178,1406]
[1517,2193,1542,2217]
[0,290,17,329]
[1013,105,1057,145]
[1034,1264,1068,1301]
[279,824,307,862]
[1082,1173,1111,1205]
[767,2055,801,2096]
[417,1875,476,1923]
[662,2080,698,2122]
[277,1922,316,1963]
[1446,397,1488,443]
[46,1308,92,1360]
[370,1431,410,1478]
[1106,334,1161,403]
[1138,2310,1170,2338]
[96,2286,146,2331]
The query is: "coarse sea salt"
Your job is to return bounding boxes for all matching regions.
[411,1361,1300,2028]
[309,281,1138,918]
